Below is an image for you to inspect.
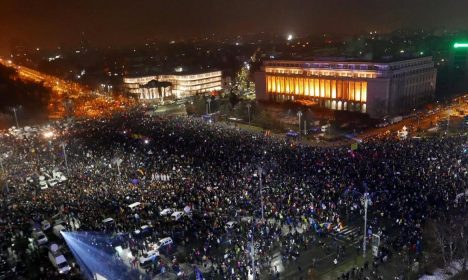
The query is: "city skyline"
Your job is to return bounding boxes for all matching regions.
[1,0,468,54]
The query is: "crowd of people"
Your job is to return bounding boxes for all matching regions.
[0,109,467,279]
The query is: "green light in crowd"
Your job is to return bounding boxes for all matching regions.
[454,43,468,48]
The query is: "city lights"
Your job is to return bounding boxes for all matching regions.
[287,34,293,41]
[454,42,468,48]
[42,131,55,138]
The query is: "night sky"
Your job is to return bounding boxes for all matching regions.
[1,0,468,54]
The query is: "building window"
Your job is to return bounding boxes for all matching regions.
[320,79,325,97]
[331,80,337,99]
[361,82,367,102]
[355,81,361,101]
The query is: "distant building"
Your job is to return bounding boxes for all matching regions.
[255,57,437,118]
[123,70,222,101]
[449,43,468,92]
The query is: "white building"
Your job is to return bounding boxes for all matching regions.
[255,57,437,118]
[124,70,222,101]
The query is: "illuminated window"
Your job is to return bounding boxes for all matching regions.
[355,81,361,101]
[337,101,342,110]
[361,82,367,102]
[304,78,309,95]
[337,80,342,99]
[325,80,331,98]
[267,76,271,92]
[331,80,337,99]
[349,81,355,101]
[362,103,367,113]
[295,78,300,95]
[343,81,349,100]
[289,78,293,94]
[331,100,336,110]
[320,79,325,97]
[314,79,320,97]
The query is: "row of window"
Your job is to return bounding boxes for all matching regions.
[273,94,367,113]
[265,68,377,78]
[124,71,222,84]
[266,76,367,102]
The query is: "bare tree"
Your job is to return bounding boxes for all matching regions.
[430,212,468,276]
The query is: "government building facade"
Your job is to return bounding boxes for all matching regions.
[124,70,222,101]
[255,57,437,118]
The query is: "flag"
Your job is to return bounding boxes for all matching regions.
[195,266,204,280]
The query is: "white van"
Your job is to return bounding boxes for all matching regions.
[102,217,114,225]
[128,202,141,211]
[171,211,184,221]
[48,244,71,274]
[155,237,173,250]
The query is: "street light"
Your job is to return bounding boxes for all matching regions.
[344,186,387,257]
[0,155,8,193]
[446,110,451,134]
[10,106,21,128]
[61,143,69,175]
[249,166,267,280]
[297,111,303,133]
[246,103,252,125]
[258,166,265,222]
[206,98,212,114]
[113,158,123,184]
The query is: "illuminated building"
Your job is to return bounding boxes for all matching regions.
[123,70,222,100]
[449,42,468,91]
[255,57,437,118]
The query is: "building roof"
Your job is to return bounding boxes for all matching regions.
[265,56,433,65]
[125,67,221,78]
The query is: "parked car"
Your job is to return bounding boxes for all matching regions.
[133,225,153,238]
[171,211,184,221]
[139,250,159,267]
[159,208,173,216]
[32,230,48,246]
[41,220,51,231]
[154,237,173,251]
[48,244,71,274]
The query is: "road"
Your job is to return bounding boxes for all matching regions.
[0,58,134,120]
[358,95,468,140]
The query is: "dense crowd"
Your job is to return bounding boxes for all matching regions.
[0,109,467,279]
